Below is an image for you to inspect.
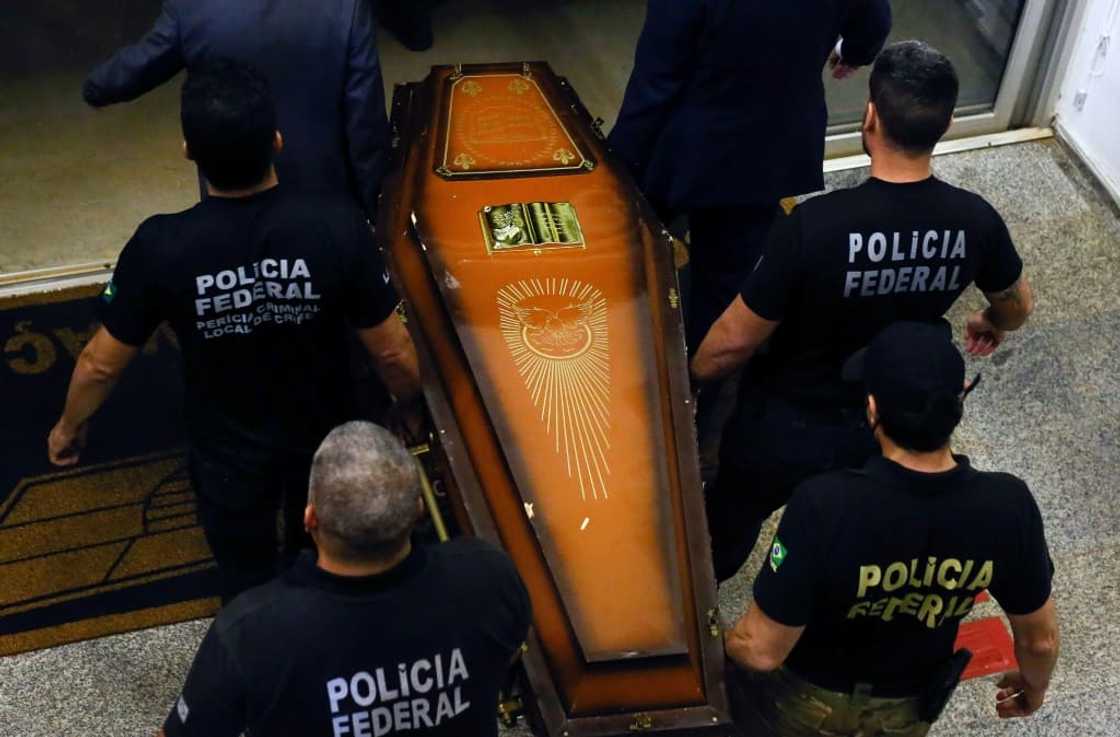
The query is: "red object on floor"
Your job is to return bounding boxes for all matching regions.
[955,617,1018,681]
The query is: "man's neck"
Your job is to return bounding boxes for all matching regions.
[316,539,412,578]
[206,168,279,199]
[880,436,957,473]
[868,146,933,184]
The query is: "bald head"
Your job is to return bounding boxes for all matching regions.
[308,422,420,561]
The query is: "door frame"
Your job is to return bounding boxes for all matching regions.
[824,0,1056,158]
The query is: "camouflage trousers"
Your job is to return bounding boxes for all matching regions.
[736,668,931,737]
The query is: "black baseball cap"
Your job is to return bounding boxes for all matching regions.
[842,320,965,414]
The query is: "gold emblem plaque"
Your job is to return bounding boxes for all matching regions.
[480,202,585,253]
[440,74,593,177]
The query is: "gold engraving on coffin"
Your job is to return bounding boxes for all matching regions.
[498,279,610,501]
[480,202,585,254]
[440,74,591,177]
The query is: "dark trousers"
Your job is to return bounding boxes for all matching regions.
[684,203,781,355]
[685,204,781,467]
[190,453,313,604]
[706,385,877,582]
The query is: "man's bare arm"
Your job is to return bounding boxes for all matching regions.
[964,275,1034,357]
[725,603,805,673]
[356,313,421,401]
[985,275,1035,331]
[48,327,139,466]
[691,296,779,382]
[998,597,1059,718]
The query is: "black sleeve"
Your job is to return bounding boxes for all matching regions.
[83,2,184,106]
[97,223,165,347]
[973,203,1024,294]
[606,0,706,182]
[341,207,400,329]
[479,544,533,657]
[839,0,892,67]
[752,487,822,627]
[989,485,1054,616]
[739,211,801,322]
[343,0,391,220]
[163,622,249,737]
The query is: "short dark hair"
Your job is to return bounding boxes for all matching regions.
[869,41,959,154]
[877,391,963,452]
[181,59,276,190]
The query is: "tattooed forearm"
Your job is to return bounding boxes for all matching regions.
[989,279,1024,305]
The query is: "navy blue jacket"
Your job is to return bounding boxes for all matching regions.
[609,0,891,210]
[84,0,389,219]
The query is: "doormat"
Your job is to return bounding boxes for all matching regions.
[0,284,218,656]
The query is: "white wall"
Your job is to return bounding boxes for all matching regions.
[1056,0,1120,201]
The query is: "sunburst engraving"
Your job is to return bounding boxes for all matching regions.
[498,278,610,501]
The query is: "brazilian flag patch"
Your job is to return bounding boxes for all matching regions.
[769,537,788,572]
[101,279,117,303]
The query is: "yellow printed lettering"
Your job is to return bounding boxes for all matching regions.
[937,559,963,589]
[960,559,975,587]
[969,561,994,591]
[899,592,923,617]
[882,597,907,622]
[847,602,870,619]
[883,562,908,592]
[918,594,944,629]
[909,559,921,587]
[857,565,882,598]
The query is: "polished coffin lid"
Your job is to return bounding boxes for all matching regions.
[380,62,729,735]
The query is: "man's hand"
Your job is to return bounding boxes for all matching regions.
[964,309,1006,357]
[49,327,139,467]
[48,419,89,466]
[828,50,859,79]
[995,671,1046,718]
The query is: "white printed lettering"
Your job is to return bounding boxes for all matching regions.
[867,232,887,262]
[848,233,864,263]
[860,270,878,297]
[891,233,905,261]
[949,231,967,259]
[922,231,938,258]
[327,678,349,714]
[351,672,377,707]
[844,271,861,298]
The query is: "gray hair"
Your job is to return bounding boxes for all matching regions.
[308,421,420,557]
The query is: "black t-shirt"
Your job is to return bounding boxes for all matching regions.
[98,187,398,471]
[742,177,1023,407]
[164,539,532,737]
[753,455,1053,695]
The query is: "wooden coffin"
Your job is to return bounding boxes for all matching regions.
[379,62,731,737]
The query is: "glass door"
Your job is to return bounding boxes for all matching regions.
[824,0,1052,156]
